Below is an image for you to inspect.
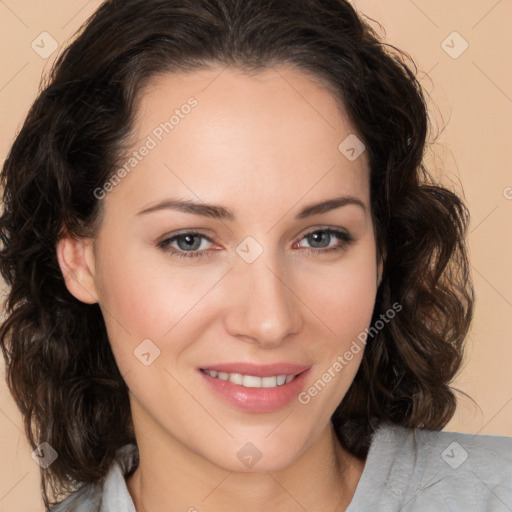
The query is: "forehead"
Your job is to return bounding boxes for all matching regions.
[107,65,370,220]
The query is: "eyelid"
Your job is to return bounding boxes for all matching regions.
[297,224,351,239]
[156,228,214,244]
[156,229,215,249]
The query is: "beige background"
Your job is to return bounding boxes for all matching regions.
[0,0,511,510]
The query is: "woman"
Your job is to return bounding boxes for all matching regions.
[0,0,510,510]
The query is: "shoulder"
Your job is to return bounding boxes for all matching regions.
[50,444,138,512]
[377,421,512,465]
[370,422,512,510]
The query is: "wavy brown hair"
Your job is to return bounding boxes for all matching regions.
[0,0,474,509]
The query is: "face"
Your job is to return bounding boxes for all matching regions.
[60,65,381,472]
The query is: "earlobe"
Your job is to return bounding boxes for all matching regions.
[56,234,99,304]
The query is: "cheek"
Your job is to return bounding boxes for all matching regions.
[296,251,377,412]
[92,243,175,357]
[302,244,378,342]
[93,242,226,371]
[94,229,199,327]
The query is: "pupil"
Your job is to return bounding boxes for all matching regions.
[311,231,328,248]
[179,234,199,250]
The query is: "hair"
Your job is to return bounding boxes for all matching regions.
[0,0,474,509]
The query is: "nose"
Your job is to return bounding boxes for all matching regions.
[223,250,303,348]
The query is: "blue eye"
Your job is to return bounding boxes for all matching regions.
[158,228,354,259]
[295,228,354,252]
[158,231,213,259]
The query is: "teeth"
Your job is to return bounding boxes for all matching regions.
[203,370,296,388]
[243,375,262,387]
[261,376,277,388]
[229,373,243,385]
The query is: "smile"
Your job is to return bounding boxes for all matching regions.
[200,369,296,388]
[198,362,311,411]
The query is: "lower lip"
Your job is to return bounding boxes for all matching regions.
[198,369,311,412]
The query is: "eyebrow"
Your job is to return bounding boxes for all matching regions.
[136,195,366,221]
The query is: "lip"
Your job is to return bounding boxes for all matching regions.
[198,362,311,412]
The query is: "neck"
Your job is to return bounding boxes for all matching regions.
[126,418,365,512]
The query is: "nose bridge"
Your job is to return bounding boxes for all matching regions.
[225,239,302,346]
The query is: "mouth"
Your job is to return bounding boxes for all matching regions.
[197,362,311,412]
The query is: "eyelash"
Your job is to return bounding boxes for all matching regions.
[157,228,355,260]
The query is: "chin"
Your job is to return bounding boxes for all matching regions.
[199,432,309,474]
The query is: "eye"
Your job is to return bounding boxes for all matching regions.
[294,228,355,254]
[157,227,355,259]
[158,231,214,259]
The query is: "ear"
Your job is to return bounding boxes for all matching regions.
[56,234,99,304]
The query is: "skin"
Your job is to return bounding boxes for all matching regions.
[57,64,382,512]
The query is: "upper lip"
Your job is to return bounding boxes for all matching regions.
[199,362,310,377]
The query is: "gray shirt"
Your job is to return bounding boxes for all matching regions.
[51,422,512,511]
